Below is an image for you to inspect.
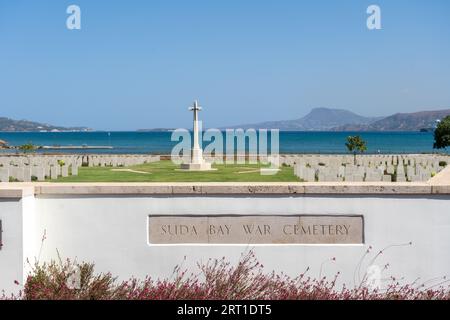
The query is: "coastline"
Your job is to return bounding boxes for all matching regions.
[0,131,447,155]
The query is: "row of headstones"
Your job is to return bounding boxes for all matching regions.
[285,155,449,182]
[0,154,160,169]
[0,164,79,182]
[294,164,439,182]
[395,162,437,182]
[0,155,83,167]
[0,155,83,182]
[0,155,161,182]
[294,164,390,182]
[282,154,449,168]
[282,154,450,167]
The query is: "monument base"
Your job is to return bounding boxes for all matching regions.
[180,162,214,171]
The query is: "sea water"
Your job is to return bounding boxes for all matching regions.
[0,131,446,154]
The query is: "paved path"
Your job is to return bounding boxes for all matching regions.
[428,166,450,184]
[110,169,152,174]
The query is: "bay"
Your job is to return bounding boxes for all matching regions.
[0,131,446,154]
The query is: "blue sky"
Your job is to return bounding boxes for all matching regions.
[0,0,449,130]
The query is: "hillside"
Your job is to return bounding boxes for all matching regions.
[0,117,90,132]
[333,109,450,131]
[225,108,382,131]
[226,107,450,132]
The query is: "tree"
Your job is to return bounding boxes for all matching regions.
[433,116,450,150]
[18,142,36,153]
[346,136,367,164]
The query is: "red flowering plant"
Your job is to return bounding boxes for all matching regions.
[3,248,449,300]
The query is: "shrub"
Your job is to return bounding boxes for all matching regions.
[4,251,449,300]
[18,143,36,152]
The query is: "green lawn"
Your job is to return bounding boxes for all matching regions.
[54,160,299,182]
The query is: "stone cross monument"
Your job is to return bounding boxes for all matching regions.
[180,100,212,171]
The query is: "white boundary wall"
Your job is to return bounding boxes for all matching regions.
[1,184,450,295]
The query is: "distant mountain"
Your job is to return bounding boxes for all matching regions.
[137,128,176,132]
[333,109,450,131]
[0,117,91,132]
[226,108,382,131]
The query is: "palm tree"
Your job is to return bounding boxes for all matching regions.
[346,136,367,164]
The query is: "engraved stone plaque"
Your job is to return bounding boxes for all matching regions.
[148,215,364,244]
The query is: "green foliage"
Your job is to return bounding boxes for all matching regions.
[346,136,367,165]
[18,142,36,152]
[434,116,450,149]
[439,161,447,167]
[8,251,450,300]
[58,160,66,167]
[24,259,119,300]
[345,136,367,154]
